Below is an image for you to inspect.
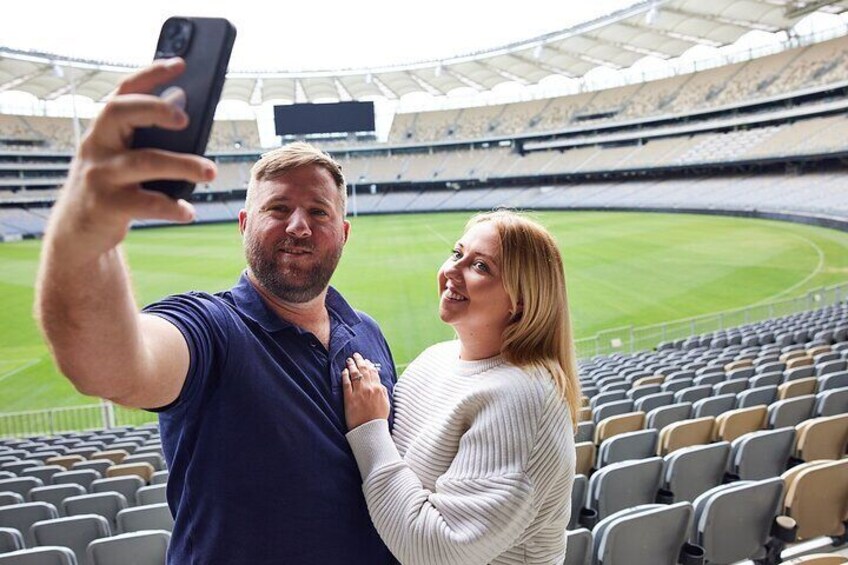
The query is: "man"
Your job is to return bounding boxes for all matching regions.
[35,59,396,564]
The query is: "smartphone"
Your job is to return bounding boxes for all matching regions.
[132,16,237,200]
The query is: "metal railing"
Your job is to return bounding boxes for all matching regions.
[2,282,845,438]
[574,282,847,359]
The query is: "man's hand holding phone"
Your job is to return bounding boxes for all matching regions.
[49,59,216,258]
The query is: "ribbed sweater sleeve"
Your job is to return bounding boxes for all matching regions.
[346,342,574,565]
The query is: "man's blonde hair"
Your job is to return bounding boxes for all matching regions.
[246,142,347,213]
[466,210,582,430]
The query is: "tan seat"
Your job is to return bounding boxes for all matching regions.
[786,356,814,370]
[780,351,808,363]
[713,405,767,442]
[45,455,85,469]
[92,449,130,465]
[782,553,848,565]
[794,414,848,462]
[778,377,818,400]
[575,442,595,477]
[595,411,645,445]
[633,375,664,387]
[806,345,832,358]
[581,396,590,408]
[106,462,155,482]
[658,416,715,456]
[724,359,753,372]
[781,459,848,541]
[578,407,592,423]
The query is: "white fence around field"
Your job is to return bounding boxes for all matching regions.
[2,282,846,438]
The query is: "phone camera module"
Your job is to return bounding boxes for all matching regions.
[158,18,193,58]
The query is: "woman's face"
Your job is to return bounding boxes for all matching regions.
[437,222,514,338]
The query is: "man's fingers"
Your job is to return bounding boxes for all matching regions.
[104,149,216,187]
[88,94,189,151]
[116,58,186,96]
[341,368,352,394]
[110,188,196,223]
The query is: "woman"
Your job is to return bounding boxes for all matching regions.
[342,210,581,565]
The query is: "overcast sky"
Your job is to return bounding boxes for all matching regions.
[4,0,640,71]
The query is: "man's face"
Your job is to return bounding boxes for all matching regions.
[239,165,350,303]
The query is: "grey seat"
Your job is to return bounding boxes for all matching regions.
[784,366,815,382]
[646,403,692,432]
[52,471,100,492]
[63,493,126,532]
[592,503,698,565]
[662,379,694,394]
[587,458,663,522]
[815,387,848,417]
[819,372,848,392]
[692,394,736,419]
[767,395,815,429]
[736,385,778,409]
[87,530,170,565]
[568,474,587,531]
[0,528,23,554]
[817,360,847,377]
[0,479,42,501]
[149,471,169,486]
[563,528,591,565]
[597,429,658,468]
[18,466,64,486]
[691,478,784,565]
[575,422,595,444]
[0,502,58,546]
[674,386,713,404]
[728,428,795,480]
[136,485,167,506]
[693,373,724,387]
[71,461,113,476]
[590,391,627,411]
[634,392,674,414]
[592,400,634,425]
[90,477,144,508]
[31,514,110,565]
[116,503,173,534]
[714,378,749,396]
[0,547,77,564]
[662,442,730,504]
[28,484,85,517]
[627,385,661,402]
[0,495,23,509]
[750,372,782,388]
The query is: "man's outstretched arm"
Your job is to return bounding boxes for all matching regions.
[35,59,217,409]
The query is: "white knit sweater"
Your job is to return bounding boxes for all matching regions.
[346,340,575,565]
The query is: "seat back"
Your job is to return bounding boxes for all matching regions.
[64,493,127,532]
[592,400,635,425]
[794,413,848,462]
[568,475,587,531]
[0,527,23,554]
[658,416,715,456]
[136,485,167,506]
[575,442,595,477]
[819,372,848,392]
[782,553,848,564]
[588,458,663,521]
[767,396,815,429]
[737,385,778,409]
[0,479,42,500]
[713,405,767,442]
[633,392,674,414]
[729,428,795,480]
[595,412,645,445]
[663,442,730,503]
[0,547,77,565]
[31,514,110,565]
[646,403,692,433]
[597,429,657,468]
[105,463,154,483]
[88,530,170,565]
[90,477,144,509]
[563,528,591,565]
[692,394,736,419]
[52,470,101,492]
[593,503,695,565]
[28,484,85,517]
[782,459,848,540]
[779,377,818,400]
[0,502,57,546]
[815,387,848,417]
[692,478,784,564]
[116,503,173,534]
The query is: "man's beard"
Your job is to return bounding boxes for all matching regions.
[245,235,342,303]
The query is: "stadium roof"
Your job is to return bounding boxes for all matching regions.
[2,0,847,105]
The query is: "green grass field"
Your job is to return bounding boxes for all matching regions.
[2,210,848,413]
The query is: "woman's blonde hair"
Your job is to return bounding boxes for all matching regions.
[466,210,582,429]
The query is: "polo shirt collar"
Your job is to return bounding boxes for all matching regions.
[230,271,362,333]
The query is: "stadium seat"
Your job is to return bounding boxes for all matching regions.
[592,400,634,425]
[597,429,657,468]
[121,454,165,473]
[647,403,693,433]
[728,428,795,480]
[87,530,170,565]
[819,371,848,392]
[18,465,64,485]
[568,475,587,531]
[793,413,848,462]
[0,502,57,546]
[691,394,736,419]
[0,495,22,508]
[575,422,595,444]
[767,395,815,429]
[690,478,786,565]
[563,528,591,565]
[784,366,815,382]
[71,460,112,476]
[592,503,700,565]
[31,514,110,565]
[586,458,663,523]
[575,443,595,477]
[713,405,767,442]
[105,463,154,483]
[736,385,778,409]
[90,451,127,466]
[815,387,848,416]
[817,360,847,376]
[116,503,173,533]
[658,417,714,456]
[781,459,848,541]
[782,554,848,564]
[136,484,167,506]
[634,392,674,413]
[779,377,818,400]
[674,386,712,404]
[45,456,85,470]
[0,528,23,554]
[0,479,42,500]
[28,484,85,517]
[52,470,100,492]
[90,477,144,508]
[64,493,126,532]
[750,372,783,388]
[714,378,749,396]
[661,442,730,504]
[594,412,645,444]
[0,546,77,564]
[590,391,627,411]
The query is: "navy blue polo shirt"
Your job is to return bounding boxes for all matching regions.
[143,273,396,565]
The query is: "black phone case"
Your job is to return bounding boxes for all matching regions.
[131,17,236,200]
